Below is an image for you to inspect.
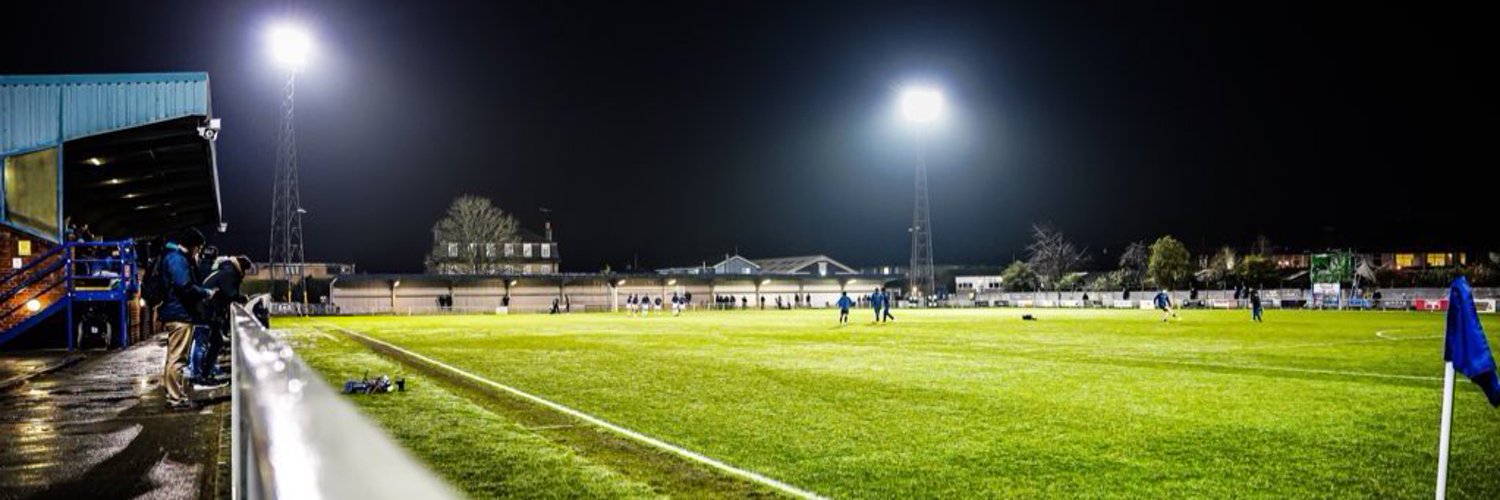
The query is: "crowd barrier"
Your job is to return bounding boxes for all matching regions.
[232,300,459,499]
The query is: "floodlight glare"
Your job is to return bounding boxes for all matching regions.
[269,24,312,69]
[900,87,944,123]
[26,299,42,312]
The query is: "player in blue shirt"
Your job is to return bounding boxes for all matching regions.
[1154,289,1179,322]
[836,291,854,325]
[869,288,885,323]
[880,288,895,322]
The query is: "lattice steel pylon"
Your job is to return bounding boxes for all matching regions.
[909,150,936,302]
[268,72,305,303]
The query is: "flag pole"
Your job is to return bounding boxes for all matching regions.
[1435,361,1456,499]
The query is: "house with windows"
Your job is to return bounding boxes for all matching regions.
[427,225,560,275]
[1369,251,1467,270]
[657,254,857,277]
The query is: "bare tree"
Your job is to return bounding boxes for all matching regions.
[1203,246,1238,288]
[1118,241,1149,291]
[425,195,519,274]
[1026,223,1089,298]
[1252,234,1274,257]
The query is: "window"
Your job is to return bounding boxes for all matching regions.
[1394,254,1415,269]
[524,244,533,258]
[523,264,532,274]
[486,243,496,257]
[505,243,515,257]
[3,148,60,236]
[541,243,551,258]
[447,242,458,257]
[503,264,513,273]
[1427,253,1449,267]
[537,264,550,274]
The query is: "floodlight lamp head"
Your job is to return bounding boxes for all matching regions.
[900,87,944,124]
[270,24,312,70]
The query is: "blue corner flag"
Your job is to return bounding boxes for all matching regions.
[1445,276,1500,407]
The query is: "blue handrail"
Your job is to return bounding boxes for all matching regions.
[1,240,139,347]
[0,243,67,287]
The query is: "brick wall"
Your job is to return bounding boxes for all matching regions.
[1,225,66,335]
[0,225,56,273]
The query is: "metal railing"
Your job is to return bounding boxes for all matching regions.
[231,298,459,500]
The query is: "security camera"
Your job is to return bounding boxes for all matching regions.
[198,118,222,142]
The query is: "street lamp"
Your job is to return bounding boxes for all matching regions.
[899,85,943,304]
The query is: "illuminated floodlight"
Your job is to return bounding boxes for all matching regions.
[667,279,677,286]
[269,24,312,70]
[26,299,42,312]
[900,86,944,123]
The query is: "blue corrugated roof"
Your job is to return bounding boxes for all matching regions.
[1,72,211,156]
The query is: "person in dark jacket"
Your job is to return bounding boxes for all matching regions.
[1250,289,1263,322]
[160,229,216,409]
[193,255,250,384]
[881,288,896,322]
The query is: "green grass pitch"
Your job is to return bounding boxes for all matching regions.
[279,308,1500,499]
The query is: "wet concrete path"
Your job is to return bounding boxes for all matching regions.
[0,335,229,500]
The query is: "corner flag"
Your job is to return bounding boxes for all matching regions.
[1445,276,1500,407]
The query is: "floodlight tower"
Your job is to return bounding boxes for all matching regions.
[900,86,943,303]
[267,24,311,303]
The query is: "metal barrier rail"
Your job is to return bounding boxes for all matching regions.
[231,299,458,500]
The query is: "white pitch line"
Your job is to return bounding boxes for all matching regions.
[1232,328,1441,352]
[322,324,826,500]
[1375,329,1442,342]
[1104,355,1443,382]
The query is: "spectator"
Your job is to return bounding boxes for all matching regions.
[158,229,216,410]
[196,244,219,279]
[194,255,250,385]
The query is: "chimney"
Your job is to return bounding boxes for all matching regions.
[545,221,553,242]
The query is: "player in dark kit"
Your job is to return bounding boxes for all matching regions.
[1154,289,1179,322]
[837,292,854,325]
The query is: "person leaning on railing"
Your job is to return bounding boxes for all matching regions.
[195,254,252,385]
[158,228,217,410]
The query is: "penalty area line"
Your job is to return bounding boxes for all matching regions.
[321,324,826,500]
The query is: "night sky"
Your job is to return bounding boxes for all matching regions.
[3,1,1493,272]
